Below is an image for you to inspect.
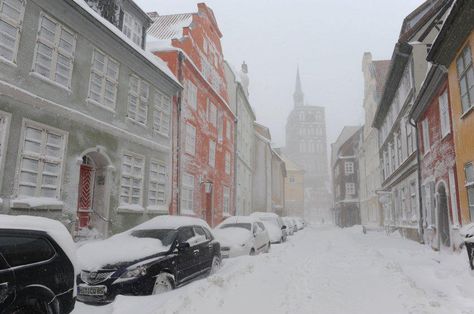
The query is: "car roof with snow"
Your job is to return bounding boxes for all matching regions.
[219,216,262,225]
[0,214,78,273]
[131,215,211,231]
[250,212,279,218]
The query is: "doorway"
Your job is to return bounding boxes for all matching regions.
[437,183,450,248]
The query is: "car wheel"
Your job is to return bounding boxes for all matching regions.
[210,255,221,275]
[152,273,174,294]
[249,248,256,256]
[265,242,271,253]
[9,298,53,314]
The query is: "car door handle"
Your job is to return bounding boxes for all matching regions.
[193,249,199,254]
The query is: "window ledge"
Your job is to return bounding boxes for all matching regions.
[146,205,169,214]
[29,72,71,93]
[86,98,116,114]
[181,209,197,217]
[126,117,148,129]
[223,212,231,218]
[117,204,145,214]
[461,105,474,119]
[0,57,18,69]
[10,197,63,211]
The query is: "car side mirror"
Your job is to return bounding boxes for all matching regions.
[253,230,257,237]
[177,242,190,251]
[281,225,287,230]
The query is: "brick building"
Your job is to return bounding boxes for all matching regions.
[148,3,235,226]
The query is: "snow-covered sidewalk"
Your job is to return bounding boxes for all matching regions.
[73,225,474,314]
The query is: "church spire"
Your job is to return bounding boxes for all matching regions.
[293,66,304,107]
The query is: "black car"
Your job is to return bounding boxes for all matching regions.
[77,216,221,304]
[0,224,76,314]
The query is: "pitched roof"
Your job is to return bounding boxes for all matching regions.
[331,126,361,166]
[373,60,391,96]
[147,13,193,40]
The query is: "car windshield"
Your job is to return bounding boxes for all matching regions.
[130,229,177,246]
[219,223,252,231]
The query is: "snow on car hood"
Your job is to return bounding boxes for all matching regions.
[213,228,252,248]
[78,233,170,271]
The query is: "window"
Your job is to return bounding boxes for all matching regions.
[422,119,430,154]
[0,235,55,267]
[208,100,217,127]
[439,91,450,138]
[185,123,196,155]
[17,120,67,198]
[120,153,144,205]
[344,161,354,175]
[289,176,295,183]
[225,119,232,140]
[33,14,76,88]
[396,134,402,166]
[410,180,417,219]
[209,139,216,167]
[0,112,9,177]
[400,186,407,220]
[223,186,230,214]
[88,49,119,109]
[122,12,142,46]
[406,123,414,156]
[181,173,194,213]
[465,163,474,219]
[345,183,355,195]
[0,0,25,62]
[424,184,433,226]
[128,75,149,125]
[184,80,197,110]
[153,92,171,136]
[456,45,474,113]
[148,160,166,207]
[225,151,231,175]
[177,226,195,243]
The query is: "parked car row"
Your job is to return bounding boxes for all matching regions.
[0,213,306,312]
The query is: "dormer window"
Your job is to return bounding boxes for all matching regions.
[123,12,142,47]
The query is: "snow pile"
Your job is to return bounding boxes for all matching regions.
[0,215,77,273]
[213,227,251,247]
[10,197,63,209]
[78,233,170,271]
[132,215,210,231]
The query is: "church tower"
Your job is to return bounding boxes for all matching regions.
[284,68,331,221]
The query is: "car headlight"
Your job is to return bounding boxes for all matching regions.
[120,265,148,279]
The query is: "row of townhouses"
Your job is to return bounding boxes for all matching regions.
[0,0,305,237]
[332,0,474,251]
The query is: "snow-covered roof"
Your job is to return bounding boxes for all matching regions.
[0,215,78,273]
[71,0,180,86]
[148,14,193,40]
[250,212,280,219]
[132,215,211,231]
[220,216,262,225]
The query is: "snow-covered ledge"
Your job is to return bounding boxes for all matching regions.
[117,204,145,214]
[146,205,169,215]
[10,197,63,211]
[181,209,197,217]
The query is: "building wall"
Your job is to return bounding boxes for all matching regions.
[447,32,474,224]
[271,152,285,216]
[252,130,272,213]
[0,0,179,237]
[285,170,305,217]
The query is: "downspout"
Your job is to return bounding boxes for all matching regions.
[409,116,425,244]
[176,52,185,216]
[233,89,239,215]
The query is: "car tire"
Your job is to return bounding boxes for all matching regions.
[249,248,256,256]
[9,298,54,314]
[210,255,221,275]
[152,273,174,294]
[265,242,271,253]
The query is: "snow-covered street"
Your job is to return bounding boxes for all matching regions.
[73,225,474,314]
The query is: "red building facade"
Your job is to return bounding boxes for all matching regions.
[148,4,235,226]
[411,65,461,250]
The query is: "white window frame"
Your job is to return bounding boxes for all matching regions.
[148,159,167,208]
[208,139,216,167]
[32,13,76,88]
[0,111,11,190]
[16,119,68,199]
[223,186,230,214]
[120,152,145,206]
[122,11,142,47]
[439,90,450,138]
[185,123,196,156]
[88,49,119,110]
[344,161,354,175]
[225,118,232,140]
[422,119,430,155]
[184,80,197,110]
[153,91,171,136]
[225,151,231,175]
[0,0,26,64]
[181,173,194,213]
[208,100,217,127]
[127,75,149,125]
[456,45,474,113]
[345,183,355,196]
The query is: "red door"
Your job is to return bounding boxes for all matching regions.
[77,164,94,228]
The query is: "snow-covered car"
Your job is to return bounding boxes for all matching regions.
[77,216,220,304]
[250,212,287,243]
[214,216,271,258]
[291,217,304,230]
[282,217,295,235]
[0,215,77,314]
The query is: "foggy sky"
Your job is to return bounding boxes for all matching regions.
[136,0,425,147]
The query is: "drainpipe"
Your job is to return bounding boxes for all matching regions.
[409,117,424,244]
[233,87,239,215]
[176,52,185,216]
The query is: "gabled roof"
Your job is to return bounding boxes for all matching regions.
[280,154,304,173]
[331,126,361,166]
[147,13,193,40]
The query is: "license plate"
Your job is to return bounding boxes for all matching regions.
[78,285,106,296]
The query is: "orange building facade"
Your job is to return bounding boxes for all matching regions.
[148,4,235,226]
